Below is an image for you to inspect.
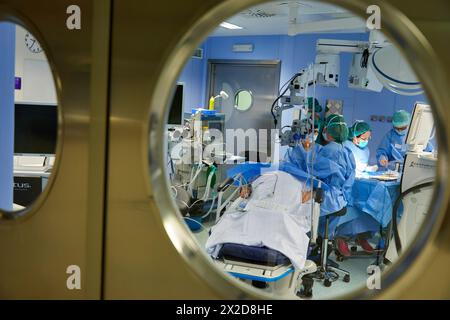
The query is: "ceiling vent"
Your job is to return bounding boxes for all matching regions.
[240,9,277,18]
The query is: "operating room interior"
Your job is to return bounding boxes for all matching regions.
[1,0,447,301]
[165,0,438,299]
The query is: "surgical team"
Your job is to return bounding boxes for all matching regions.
[284,106,433,257]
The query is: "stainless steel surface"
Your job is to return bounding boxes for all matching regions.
[0,0,110,299]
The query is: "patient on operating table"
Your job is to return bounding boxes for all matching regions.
[206,170,313,270]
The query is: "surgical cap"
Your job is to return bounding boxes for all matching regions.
[325,114,349,143]
[392,110,410,128]
[349,121,371,139]
[307,97,323,113]
[325,114,343,126]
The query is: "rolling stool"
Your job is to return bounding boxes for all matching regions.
[313,208,351,287]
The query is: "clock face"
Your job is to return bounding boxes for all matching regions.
[24,33,43,54]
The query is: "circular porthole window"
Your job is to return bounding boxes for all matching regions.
[234,89,253,111]
[0,22,60,218]
[153,0,448,299]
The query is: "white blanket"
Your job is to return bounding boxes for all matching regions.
[206,171,311,270]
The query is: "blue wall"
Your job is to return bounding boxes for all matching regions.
[178,42,208,114]
[0,23,16,211]
[178,33,428,163]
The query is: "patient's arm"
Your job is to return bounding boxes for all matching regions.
[301,190,312,203]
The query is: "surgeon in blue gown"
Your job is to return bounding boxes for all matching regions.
[376,110,433,169]
[316,115,356,217]
[336,121,379,256]
[343,121,377,176]
[285,114,355,225]
[284,117,323,173]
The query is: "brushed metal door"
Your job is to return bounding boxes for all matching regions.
[0,0,111,299]
[208,60,281,160]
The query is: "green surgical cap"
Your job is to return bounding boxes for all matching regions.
[392,110,410,128]
[325,114,343,126]
[349,121,371,139]
[325,114,349,143]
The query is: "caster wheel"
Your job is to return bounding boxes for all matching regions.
[343,275,350,283]
[297,288,313,299]
[351,246,358,252]
[324,279,332,287]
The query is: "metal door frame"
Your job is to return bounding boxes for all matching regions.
[0,0,112,299]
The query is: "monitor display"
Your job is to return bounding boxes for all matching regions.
[14,104,58,155]
[405,103,434,151]
[168,84,184,125]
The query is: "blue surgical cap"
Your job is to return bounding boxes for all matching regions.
[392,110,410,128]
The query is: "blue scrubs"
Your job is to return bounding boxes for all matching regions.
[376,128,433,167]
[284,141,355,216]
[343,140,370,175]
[285,141,356,239]
[315,142,356,216]
[284,143,322,174]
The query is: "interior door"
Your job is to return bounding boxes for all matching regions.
[0,0,110,299]
[208,60,281,161]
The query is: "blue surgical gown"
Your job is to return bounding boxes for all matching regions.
[376,129,433,167]
[343,140,370,175]
[316,142,356,216]
[285,142,356,240]
[284,143,322,174]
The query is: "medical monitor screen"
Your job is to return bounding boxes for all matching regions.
[406,103,434,150]
[14,104,58,155]
[168,84,184,125]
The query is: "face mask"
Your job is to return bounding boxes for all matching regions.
[395,128,407,136]
[358,140,369,148]
[322,131,330,142]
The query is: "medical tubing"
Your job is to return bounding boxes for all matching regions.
[309,65,317,223]
[391,181,434,254]
[188,163,203,197]
[278,72,300,95]
[271,85,290,127]
[271,73,302,127]
[201,196,217,219]
[184,217,206,231]
[201,166,217,201]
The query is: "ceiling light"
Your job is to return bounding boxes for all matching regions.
[220,22,243,30]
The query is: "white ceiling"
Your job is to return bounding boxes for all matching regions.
[211,0,367,37]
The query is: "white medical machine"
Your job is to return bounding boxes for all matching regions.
[385,103,437,263]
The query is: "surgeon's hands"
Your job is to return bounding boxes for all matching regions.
[380,159,389,167]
